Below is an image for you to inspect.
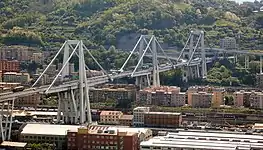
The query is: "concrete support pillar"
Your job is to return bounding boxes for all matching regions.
[260,56,262,74]
[182,66,189,82]
[189,34,194,59]
[196,65,200,78]
[151,37,160,87]
[62,43,70,80]
[136,76,150,89]
[201,31,207,78]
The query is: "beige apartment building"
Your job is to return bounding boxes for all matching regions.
[187,86,225,107]
[233,90,252,107]
[137,86,185,107]
[190,92,213,108]
[249,91,263,109]
[31,53,43,63]
[100,111,123,125]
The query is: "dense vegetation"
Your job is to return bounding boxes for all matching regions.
[1,0,263,49]
[1,0,263,86]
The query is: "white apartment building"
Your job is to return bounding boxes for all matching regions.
[133,107,150,127]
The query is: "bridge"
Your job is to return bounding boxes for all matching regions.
[0,30,262,141]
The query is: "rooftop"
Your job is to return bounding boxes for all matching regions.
[69,125,151,137]
[1,141,27,148]
[21,123,81,136]
[141,131,263,150]
[146,112,181,115]
[119,115,133,120]
[100,111,122,116]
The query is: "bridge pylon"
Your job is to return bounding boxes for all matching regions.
[177,30,207,80]
[119,35,173,88]
[32,40,107,125]
[0,99,14,141]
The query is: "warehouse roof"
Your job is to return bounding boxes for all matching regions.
[21,123,80,136]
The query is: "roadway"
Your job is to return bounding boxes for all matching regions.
[0,58,206,102]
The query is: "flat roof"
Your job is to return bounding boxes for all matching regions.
[21,124,81,136]
[171,131,263,140]
[1,141,27,147]
[141,133,263,149]
[119,115,133,120]
[146,112,181,115]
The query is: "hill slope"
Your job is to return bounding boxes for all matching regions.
[0,0,263,50]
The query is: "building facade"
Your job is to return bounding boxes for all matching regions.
[233,91,245,107]
[3,72,30,84]
[100,111,123,125]
[133,107,150,127]
[67,125,139,150]
[187,86,225,107]
[144,112,182,128]
[89,84,137,103]
[0,46,35,61]
[0,60,20,73]
[31,53,43,63]
[249,91,263,109]
[256,73,263,88]
[119,115,133,126]
[15,93,41,107]
[220,37,237,50]
[190,92,213,108]
[137,86,185,107]
[19,124,80,150]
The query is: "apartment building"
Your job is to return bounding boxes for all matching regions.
[137,86,185,107]
[67,125,140,150]
[100,111,123,125]
[42,64,57,77]
[3,72,30,84]
[190,92,213,108]
[233,90,253,107]
[220,37,237,50]
[133,107,150,127]
[57,63,75,74]
[256,73,263,88]
[19,124,81,150]
[119,115,133,126]
[89,84,137,103]
[0,46,35,61]
[144,112,182,128]
[188,86,225,107]
[249,91,263,109]
[31,52,43,63]
[0,60,20,73]
[15,93,41,107]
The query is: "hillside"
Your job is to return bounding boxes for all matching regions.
[0,0,263,50]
